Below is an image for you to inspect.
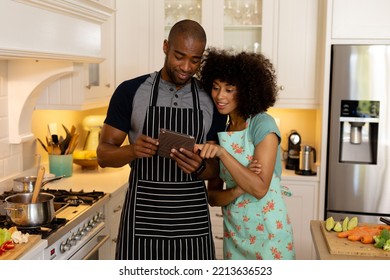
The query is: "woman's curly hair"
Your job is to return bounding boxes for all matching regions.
[199,48,278,119]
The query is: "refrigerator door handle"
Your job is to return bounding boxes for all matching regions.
[380,217,390,226]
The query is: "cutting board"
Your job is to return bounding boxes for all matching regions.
[319,221,390,258]
[0,235,41,260]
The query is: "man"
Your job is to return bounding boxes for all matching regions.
[97,19,223,260]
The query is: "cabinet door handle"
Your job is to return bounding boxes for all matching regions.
[113,205,122,213]
[215,213,223,218]
[214,235,223,240]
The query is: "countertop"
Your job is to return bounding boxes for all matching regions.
[310,220,390,260]
[42,163,315,192]
[281,165,320,182]
[42,164,130,194]
[4,165,130,260]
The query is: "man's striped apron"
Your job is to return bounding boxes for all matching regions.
[116,72,215,260]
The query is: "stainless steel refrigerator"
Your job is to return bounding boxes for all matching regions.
[326,45,390,224]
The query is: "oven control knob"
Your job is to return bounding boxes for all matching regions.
[93,215,99,223]
[66,237,73,247]
[74,233,82,240]
[70,234,77,245]
[96,212,104,222]
[60,241,71,253]
[84,223,91,232]
[89,219,97,227]
[86,224,92,232]
[78,227,86,237]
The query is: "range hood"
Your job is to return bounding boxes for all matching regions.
[1,0,114,144]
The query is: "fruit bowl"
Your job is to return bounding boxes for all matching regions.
[73,158,99,170]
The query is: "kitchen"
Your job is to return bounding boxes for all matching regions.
[0,0,389,261]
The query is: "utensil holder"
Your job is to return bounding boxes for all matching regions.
[49,154,73,177]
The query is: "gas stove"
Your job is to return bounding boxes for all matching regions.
[0,188,109,260]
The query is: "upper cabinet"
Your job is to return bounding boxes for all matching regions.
[116,0,265,81]
[331,0,390,41]
[161,0,320,109]
[116,0,321,109]
[262,0,321,109]
[0,0,114,61]
[4,0,115,143]
[35,0,116,110]
[163,0,262,53]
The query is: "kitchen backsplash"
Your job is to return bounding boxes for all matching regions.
[31,107,108,164]
[32,107,318,163]
[268,108,318,154]
[0,100,317,193]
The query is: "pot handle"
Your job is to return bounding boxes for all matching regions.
[4,207,23,212]
[41,175,65,187]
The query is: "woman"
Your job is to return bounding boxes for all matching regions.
[197,49,296,260]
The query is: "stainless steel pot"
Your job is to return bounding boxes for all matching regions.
[4,193,55,227]
[13,175,64,192]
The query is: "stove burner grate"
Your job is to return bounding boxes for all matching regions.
[41,188,105,206]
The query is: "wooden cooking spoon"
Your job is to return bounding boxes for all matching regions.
[31,166,45,203]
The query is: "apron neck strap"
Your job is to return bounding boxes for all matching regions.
[150,70,201,110]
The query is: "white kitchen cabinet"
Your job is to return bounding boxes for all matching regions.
[162,0,320,109]
[115,0,264,80]
[35,1,115,110]
[331,0,390,40]
[5,0,116,143]
[209,176,319,260]
[209,178,319,260]
[163,0,263,52]
[208,205,224,260]
[281,179,318,260]
[100,183,128,259]
[89,0,115,9]
[262,0,320,109]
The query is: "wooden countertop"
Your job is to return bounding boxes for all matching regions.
[310,220,390,260]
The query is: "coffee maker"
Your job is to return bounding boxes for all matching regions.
[285,130,301,170]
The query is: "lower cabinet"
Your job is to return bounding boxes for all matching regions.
[281,180,319,260]
[209,179,318,260]
[100,183,128,260]
[208,205,224,260]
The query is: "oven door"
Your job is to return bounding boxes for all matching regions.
[67,222,109,260]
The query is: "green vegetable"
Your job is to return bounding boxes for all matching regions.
[374,229,390,250]
[342,216,349,232]
[0,228,12,246]
[381,228,390,240]
[325,217,335,231]
[374,235,385,248]
[384,239,390,251]
[333,222,342,232]
[347,217,358,230]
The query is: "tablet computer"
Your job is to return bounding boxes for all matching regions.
[158,129,196,158]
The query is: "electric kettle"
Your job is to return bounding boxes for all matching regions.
[295,145,317,176]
